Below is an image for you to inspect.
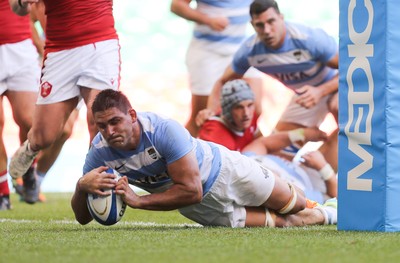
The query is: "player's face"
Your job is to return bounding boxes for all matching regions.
[251,7,286,49]
[231,100,255,131]
[94,107,138,150]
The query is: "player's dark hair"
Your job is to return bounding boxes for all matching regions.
[250,0,280,16]
[92,89,132,115]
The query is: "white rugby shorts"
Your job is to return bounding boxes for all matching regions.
[185,39,232,96]
[37,39,121,104]
[179,149,275,227]
[0,39,40,94]
[185,40,262,96]
[279,93,333,127]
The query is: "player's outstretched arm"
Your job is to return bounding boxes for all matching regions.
[115,151,203,211]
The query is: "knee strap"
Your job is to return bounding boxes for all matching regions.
[278,183,298,214]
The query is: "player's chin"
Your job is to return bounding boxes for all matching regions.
[241,120,251,128]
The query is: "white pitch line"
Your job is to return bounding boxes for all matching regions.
[0,218,202,228]
[0,218,41,223]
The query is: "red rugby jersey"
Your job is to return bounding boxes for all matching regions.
[43,0,118,51]
[0,0,31,45]
[198,113,259,152]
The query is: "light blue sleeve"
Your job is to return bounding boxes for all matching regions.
[306,27,338,64]
[153,119,195,165]
[231,38,254,75]
[82,147,105,175]
[82,135,106,175]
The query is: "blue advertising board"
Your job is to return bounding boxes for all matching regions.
[339,0,400,231]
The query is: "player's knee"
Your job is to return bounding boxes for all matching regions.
[16,118,31,136]
[29,130,58,150]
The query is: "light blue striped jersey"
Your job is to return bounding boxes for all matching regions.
[83,112,222,195]
[232,22,338,91]
[192,0,253,54]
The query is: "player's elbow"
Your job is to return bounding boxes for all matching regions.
[10,4,29,16]
[192,190,203,204]
[73,211,93,225]
[185,184,203,205]
[71,199,93,225]
[76,217,92,225]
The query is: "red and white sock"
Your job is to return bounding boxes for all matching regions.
[0,170,10,196]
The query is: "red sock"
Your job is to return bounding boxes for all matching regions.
[0,170,10,196]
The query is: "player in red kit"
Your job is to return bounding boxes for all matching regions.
[0,0,81,206]
[8,0,122,201]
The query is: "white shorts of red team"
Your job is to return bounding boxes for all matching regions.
[185,39,262,96]
[0,39,40,95]
[179,148,275,228]
[37,39,121,104]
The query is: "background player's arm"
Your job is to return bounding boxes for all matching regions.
[207,65,243,114]
[29,0,46,57]
[319,52,339,96]
[9,0,37,16]
[316,52,339,96]
[170,0,229,31]
[301,151,337,198]
[295,53,339,108]
[242,127,327,155]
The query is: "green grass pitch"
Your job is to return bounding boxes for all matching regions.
[1,193,399,263]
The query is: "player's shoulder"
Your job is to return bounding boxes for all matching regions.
[137,111,170,130]
[138,111,187,142]
[90,133,107,149]
[242,34,260,49]
[286,21,331,40]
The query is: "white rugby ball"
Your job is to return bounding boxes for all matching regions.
[86,168,127,226]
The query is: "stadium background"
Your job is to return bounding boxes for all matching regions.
[3,0,339,192]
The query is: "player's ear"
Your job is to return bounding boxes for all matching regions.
[128,108,137,122]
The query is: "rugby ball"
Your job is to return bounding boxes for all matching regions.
[86,169,127,226]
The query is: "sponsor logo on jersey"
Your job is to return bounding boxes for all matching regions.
[147,148,157,160]
[115,162,126,171]
[293,50,302,61]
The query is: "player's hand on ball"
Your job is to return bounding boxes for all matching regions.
[78,166,117,196]
[115,176,140,208]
